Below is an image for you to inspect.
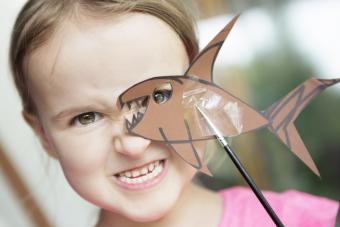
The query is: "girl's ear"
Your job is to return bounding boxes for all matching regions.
[22,111,58,159]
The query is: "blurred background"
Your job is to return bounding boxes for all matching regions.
[0,0,339,226]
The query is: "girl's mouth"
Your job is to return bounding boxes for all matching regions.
[113,159,168,190]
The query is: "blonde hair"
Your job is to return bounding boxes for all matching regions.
[10,0,199,115]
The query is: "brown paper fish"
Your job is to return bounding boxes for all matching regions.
[117,15,340,176]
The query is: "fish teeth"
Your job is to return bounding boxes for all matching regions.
[130,101,138,110]
[137,99,143,107]
[137,112,143,120]
[132,114,138,125]
[139,106,146,114]
[125,119,133,130]
[123,96,149,129]
[127,101,132,110]
[142,96,148,107]
[121,103,129,112]
[125,112,133,123]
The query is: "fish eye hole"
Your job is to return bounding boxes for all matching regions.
[153,82,173,104]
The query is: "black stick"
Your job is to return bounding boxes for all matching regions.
[196,106,284,227]
[222,142,284,227]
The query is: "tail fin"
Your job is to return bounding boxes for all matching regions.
[263,77,340,176]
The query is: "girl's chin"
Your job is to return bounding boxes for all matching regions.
[97,204,171,226]
[118,182,182,223]
[121,187,180,223]
[125,207,170,223]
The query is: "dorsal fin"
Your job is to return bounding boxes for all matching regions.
[184,14,240,82]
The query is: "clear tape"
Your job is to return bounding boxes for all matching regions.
[182,85,243,138]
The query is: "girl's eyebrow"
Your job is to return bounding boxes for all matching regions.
[51,105,109,122]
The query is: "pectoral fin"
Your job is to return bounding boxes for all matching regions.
[199,163,213,176]
[166,143,202,169]
[166,143,212,176]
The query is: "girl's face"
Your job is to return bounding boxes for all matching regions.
[27,13,196,221]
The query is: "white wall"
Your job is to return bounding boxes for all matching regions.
[0,1,98,227]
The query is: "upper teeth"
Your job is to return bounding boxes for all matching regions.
[117,160,164,184]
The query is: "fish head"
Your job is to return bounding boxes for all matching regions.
[116,15,244,142]
[117,76,185,141]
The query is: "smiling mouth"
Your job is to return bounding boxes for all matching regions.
[122,96,149,131]
[114,159,165,185]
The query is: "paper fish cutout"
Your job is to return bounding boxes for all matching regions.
[117,15,340,176]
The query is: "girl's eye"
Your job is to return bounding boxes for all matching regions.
[153,83,173,104]
[72,112,102,126]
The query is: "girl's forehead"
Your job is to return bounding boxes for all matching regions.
[29,13,188,81]
[27,13,189,114]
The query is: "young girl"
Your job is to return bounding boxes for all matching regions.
[9,0,338,226]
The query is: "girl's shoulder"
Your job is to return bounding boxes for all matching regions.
[218,186,339,227]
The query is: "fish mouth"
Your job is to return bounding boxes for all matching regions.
[122,96,149,131]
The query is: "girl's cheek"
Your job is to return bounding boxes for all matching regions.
[50,125,112,176]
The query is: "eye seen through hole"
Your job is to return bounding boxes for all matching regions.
[153,82,173,104]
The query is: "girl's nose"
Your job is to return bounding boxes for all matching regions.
[109,98,151,157]
[113,135,151,158]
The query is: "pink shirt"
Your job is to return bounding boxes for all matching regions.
[218,187,339,227]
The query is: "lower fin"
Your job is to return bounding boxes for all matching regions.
[273,124,320,176]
